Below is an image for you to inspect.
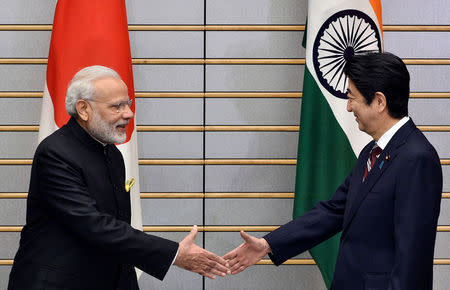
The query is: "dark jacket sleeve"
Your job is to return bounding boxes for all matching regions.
[264,171,351,265]
[34,143,178,280]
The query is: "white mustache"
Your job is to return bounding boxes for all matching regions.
[115,121,129,127]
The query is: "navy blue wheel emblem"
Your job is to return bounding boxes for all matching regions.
[313,10,382,99]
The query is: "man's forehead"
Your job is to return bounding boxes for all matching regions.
[93,77,128,98]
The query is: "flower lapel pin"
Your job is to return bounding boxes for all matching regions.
[125,178,135,192]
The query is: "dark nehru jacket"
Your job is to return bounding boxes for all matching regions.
[8,117,178,290]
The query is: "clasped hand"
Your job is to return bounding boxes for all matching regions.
[175,227,270,278]
[174,225,230,279]
[223,230,271,274]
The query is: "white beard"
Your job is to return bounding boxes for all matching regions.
[87,110,127,144]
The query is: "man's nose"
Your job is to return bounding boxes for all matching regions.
[122,104,134,119]
[346,100,352,112]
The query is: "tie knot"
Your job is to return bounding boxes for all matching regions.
[371,146,382,158]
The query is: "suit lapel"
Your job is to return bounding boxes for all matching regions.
[342,120,416,234]
[344,142,372,212]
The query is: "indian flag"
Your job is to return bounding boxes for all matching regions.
[38,0,143,270]
[293,0,383,288]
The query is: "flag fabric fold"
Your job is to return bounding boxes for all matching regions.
[293,1,383,288]
[39,0,143,257]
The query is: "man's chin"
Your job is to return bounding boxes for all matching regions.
[114,134,127,144]
[357,123,365,132]
[102,133,126,144]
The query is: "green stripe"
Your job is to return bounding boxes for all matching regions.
[293,66,357,289]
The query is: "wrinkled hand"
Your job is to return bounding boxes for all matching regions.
[174,225,230,279]
[223,231,271,274]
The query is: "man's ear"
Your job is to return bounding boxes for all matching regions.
[76,99,90,121]
[374,91,387,113]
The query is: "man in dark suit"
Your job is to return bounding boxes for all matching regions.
[8,66,229,290]
[223,53,443,289]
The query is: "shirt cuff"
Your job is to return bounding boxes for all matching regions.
[170,248,179,266]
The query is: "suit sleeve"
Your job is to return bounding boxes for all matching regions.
[391,151,442,289]
[34,143,178,280]
[264,171,351,265]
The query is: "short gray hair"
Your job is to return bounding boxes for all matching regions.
[65,65,121,117]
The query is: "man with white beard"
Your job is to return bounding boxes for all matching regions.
[8,66,229,290]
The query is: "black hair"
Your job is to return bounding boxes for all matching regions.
[344,52,410,119]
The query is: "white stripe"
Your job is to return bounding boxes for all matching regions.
[116,122,143,279]
[38,83,59,143]
[306,0,382,157]
[117,127,143,231]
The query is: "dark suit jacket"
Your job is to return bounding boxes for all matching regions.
[265,119,442,290]
[8,117,178,290]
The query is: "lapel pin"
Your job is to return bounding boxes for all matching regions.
[125,177,135,192]
[379,155,390,169]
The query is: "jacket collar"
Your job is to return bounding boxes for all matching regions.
[66,117,108,153]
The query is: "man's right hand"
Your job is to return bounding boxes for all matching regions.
[174,225,230,279]
[223,231,271,274]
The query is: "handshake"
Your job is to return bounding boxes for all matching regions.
[174,225,271,279]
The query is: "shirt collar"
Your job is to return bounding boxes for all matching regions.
[376,116,410,150]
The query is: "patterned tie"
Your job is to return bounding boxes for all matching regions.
[363,145,382,182]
